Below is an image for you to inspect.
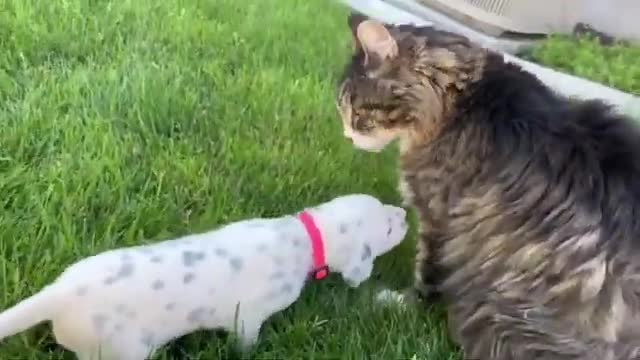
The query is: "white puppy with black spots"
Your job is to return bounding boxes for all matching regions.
[0,194,408,360]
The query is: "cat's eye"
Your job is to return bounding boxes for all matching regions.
[359,72,373,79]
[352,112,374,132]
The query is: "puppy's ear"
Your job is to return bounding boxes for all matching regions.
[384,204,406,218]
[380,204,408,249]
[342,243,374,288]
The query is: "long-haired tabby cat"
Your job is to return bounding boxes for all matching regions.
[336,12,640,360]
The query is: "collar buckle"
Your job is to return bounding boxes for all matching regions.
[310,265,329,280]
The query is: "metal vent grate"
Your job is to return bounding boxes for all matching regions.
[413,0,571,35]
[394,0,639,43]
[464,0,509,16]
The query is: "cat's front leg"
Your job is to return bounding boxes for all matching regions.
[375,226,442,307]
[414,229,442,302]
[398,175,415,207]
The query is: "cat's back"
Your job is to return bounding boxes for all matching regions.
[450,56,640,248]
[454,55,640,184]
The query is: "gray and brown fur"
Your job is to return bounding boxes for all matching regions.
[336,13,640,360]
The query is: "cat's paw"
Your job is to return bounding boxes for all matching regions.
[397,178,414,207]
[376,286,432,309]
[375,289,408,307]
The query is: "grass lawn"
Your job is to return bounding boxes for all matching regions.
[531,35,640,96]
[0,0,453,358]
[0,0,637,359]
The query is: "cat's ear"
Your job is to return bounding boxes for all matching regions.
[356,20,399,64]
[348,12,369,52]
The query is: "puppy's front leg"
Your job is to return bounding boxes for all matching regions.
[238,327,260,352]
[233,316,263,356]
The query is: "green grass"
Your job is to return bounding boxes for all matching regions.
[1,0,637,359]
[531,35,640,96]
[0,0,456,359]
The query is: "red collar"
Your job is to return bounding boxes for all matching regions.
[297,211,329,280]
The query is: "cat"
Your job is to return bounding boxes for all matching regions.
[335,12,640,360]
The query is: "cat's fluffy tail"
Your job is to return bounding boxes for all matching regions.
[606,342,640,359]
[529,336,640,360]
[491,308,640,360]
[0,285,63,340]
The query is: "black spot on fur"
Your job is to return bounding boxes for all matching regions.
[270,271,285,280]
[115,304,127,314]
[361,244,372,261]
[214,248,228,257]
[152,280,164,290]
[182,251,206,266]
[138,248,154,255]
[229,257,243,271]
[187,307,206,323]
[140,330,154,347]
[104,262,135,285]
[183,273,195,284]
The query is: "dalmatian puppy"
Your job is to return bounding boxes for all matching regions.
[0,194,408,360]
